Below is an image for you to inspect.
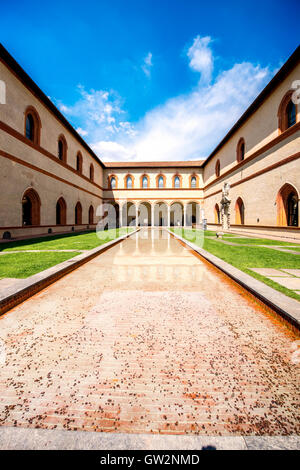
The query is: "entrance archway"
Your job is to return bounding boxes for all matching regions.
[277,183,299,226]
[154,202,168,226]
[235,197,245,225]
[186,202,200,226]
[22,188,41,226]
[138,202,151,226]
[75,202,82,225]
[170,202,184,226]
[122,202,136,227]
[56,197,67,225]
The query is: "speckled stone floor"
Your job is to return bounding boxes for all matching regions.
[0,228,299,436]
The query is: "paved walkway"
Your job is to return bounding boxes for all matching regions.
[0,228,299,436]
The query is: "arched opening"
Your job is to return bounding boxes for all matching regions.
[56,197,67,225]
[76,153,83,173]
[236,138,245,163]
[122,202,136,226]
[215,159,220,177]
[110,176,117,189]
[190,175,197,188]
[214,203,220,224]
[156,175,165,189]
[89,205,94,225]
[75,202,82,225]
[235,197,245,225]
[173,175,181,188]
[170,202,184,226]
[24,106,41,145]
[278,91,298,133]
[154,202,168,226]
[90,164,94,182]
[141,174,149,189]
[22,188,41,226]
[276,183,299,227]
[125,175,133,189]
[138,202,151,226]
[186,202,200,226]
[58,135,67,163]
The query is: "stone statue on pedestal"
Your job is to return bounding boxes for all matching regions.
[220,182,231,230]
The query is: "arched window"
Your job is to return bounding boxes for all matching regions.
[174,175,181,188]
[276,183,299,227]
[25,114,34,141]
[22,188,41,226]
[236,138,245,163]
[58,135,67,163]
[141,175,149,189]
[190,176,197,188]
[215,159,220,177]
[286,100,296,129]
[76,153,82,173]
[126,176,133,189]
[110,177,116,189]
[56,197,67,225]
[75,202,82,225]
[24,106,41,145]
[157,175,165,189]
[214,204,220,224]
[278,91,298,133]
[89,205,94,225]
[90,164,94,182]
[235,197,245,225]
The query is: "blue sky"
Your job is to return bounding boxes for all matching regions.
[1,0,299,161]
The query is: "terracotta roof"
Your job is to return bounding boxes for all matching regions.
[104,160,205,168]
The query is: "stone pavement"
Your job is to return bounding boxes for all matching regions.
[250,268,300,295]
[0,229,299,437]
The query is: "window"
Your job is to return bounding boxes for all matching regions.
[90,164,94,182]
[191,176,197,188]
[286,100,296,129]
[56,197,67,225]
[215,159,220,177]
[76,153,82,173]
[174,176,180,188]
[278,91,298,133]
[236,138,245,163]
[110,177,116,189]
[24,106,41,145]
[75,202,82,225]
[22,188,41,226]
[25,114,34,141]
[158,176,164,188]
[58,140,63,161]
[126,176,132,189]
[142,176,148,188]
[57,135,67,163]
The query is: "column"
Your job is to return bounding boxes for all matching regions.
[183,204,187,227]
[119,204,123,227]
[151,204,155,227]
[167,205,170,227]
[136,204,139,227]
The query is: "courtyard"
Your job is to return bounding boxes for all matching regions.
[0,228,299,436]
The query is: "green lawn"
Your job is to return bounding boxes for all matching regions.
[0,228,134,252]
[171,228,300,301]
[0,252,80,279]
[0,228,134,278]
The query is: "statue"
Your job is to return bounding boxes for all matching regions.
[220,183,231,230]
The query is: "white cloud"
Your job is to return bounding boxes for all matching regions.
[57,36,273,162]
[187,35,213,83]
[142,52,153,77]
